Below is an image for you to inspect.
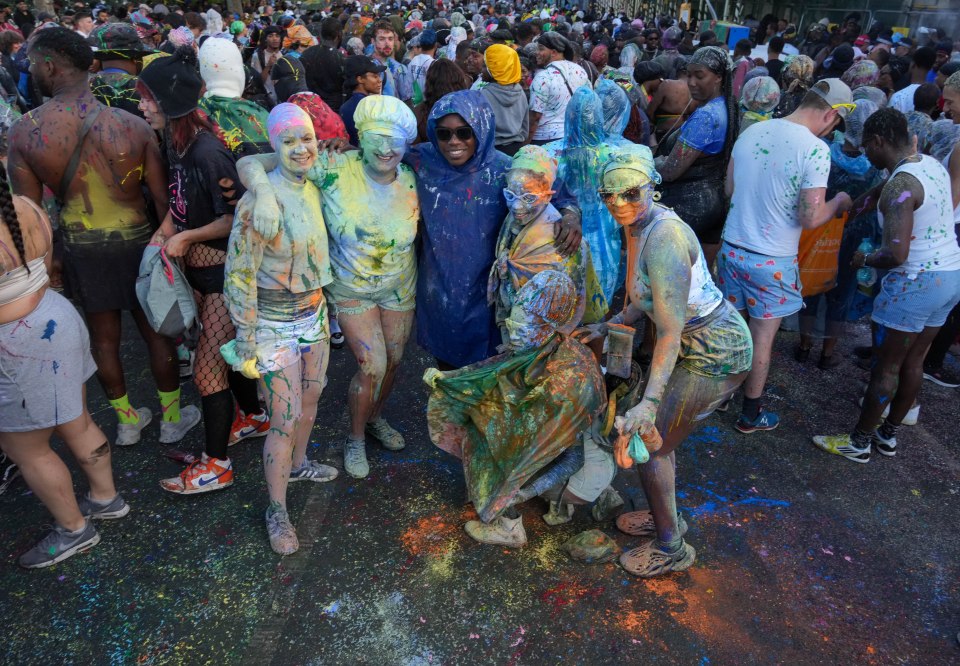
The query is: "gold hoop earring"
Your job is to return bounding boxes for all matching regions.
[652,191,661,202]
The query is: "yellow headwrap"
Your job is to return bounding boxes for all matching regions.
[484,43,521,86]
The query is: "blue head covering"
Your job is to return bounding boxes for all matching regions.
[407,90,512,367]
[596,78,631,142]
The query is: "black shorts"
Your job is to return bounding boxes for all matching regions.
[62,239,147,313]
[186,264,225,295]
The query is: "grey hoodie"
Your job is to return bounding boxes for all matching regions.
[479,82,529,146]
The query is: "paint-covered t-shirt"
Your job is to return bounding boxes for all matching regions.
[307,150,419,299]
[723,118,830,257]
[529,61,590,141]
[678,96,727,155]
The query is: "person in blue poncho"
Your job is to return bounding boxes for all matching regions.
[404,89,583,369]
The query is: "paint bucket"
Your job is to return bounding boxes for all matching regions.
[606,323,635,379]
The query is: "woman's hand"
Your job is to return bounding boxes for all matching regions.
[237,189,281,240]
[163,232,192,258]
[554,209,582,257]
[574,322,608,344]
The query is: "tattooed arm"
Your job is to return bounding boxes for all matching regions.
[797,186,853,230]
[854,172,921,270]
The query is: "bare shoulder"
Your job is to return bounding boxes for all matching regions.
[880,171,924,210]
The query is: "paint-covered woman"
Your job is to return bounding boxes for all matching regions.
[0,163,129,568]
[223,103,340,555]
[654,45,738,268]
[137,47,266,495]
[579,145,753,577]
[238,94,420,480]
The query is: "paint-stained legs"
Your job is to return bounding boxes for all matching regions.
[856,323,938,432]
[292,342,329,469]
[370,308,413,421]
[55,387,117,502]
[638,367,748,544]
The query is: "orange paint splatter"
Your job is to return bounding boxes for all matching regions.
[399,514,459,557]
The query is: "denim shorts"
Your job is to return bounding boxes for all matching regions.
[717,242,802,320]
[872,269,960,333]
[255,304,329,374]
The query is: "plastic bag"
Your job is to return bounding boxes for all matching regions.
[798,213,846,297]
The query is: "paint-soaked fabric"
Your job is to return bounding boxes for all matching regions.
[717,242,803,319]
[406,90,511,367]
[872,269,960,333]
[89,71,142,118]
[198,95,271,158]
[545,86,625,304]
[425,333,604,522]
[0,290,98,431]
[250,302,329,373]
[676,299,753,377]
[169,131,240,253]
[62,236,146,312]
[224,171,333,352]
[678,97,727,155]
[488,203,592,339]
[529,61,590,141]
[306,150,419,309]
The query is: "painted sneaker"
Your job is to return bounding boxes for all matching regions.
[616,510,688,538]
[872,430,898,457]
[591,486,625,522]
[290,459,339,483]
[464,515,527,547]
[365,418,405,451]
[229,409,270,446]
[159,404,202,444]
[265,503,299,555]
[77,493,130,519]
[343,438,369,479]
[812,434,871,464]
[735,408,780,434]
[18,520,100,569]
[330,318,345,350]
[160,453,234,494]
[620,538,696,578]
[115,407,153,447]
[543,500,574,526]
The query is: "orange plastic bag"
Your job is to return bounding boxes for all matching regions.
[798,213,846,297]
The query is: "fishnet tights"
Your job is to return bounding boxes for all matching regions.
[194,291,234,397]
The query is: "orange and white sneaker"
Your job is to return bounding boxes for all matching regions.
[229,409,270,446]
[160,453,234,495]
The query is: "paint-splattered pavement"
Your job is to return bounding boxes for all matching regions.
[1,319,957,665]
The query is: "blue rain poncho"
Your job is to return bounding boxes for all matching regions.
[596,77,632,144]
[545,85,625,304]
[405,90,512,368]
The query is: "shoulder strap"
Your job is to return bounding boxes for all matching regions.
[547,63,575,97]
[58,105,104,205]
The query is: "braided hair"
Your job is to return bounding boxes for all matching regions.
[0,160,29,274]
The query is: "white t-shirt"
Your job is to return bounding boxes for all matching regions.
[880,155,960,275]
[529,60,590,141]
[407,53,434,98]
[723,119,831,257]
[889,84,920,113]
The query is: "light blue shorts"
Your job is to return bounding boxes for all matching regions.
[717,242,802,320]
[872,269,960,333]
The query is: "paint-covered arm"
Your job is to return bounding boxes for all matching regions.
[654,139,702,182]
[616,225,692,438]
[949,145,960,210]
[797,187,852,230]
[224,217,265,358]
[857,173,919,270]
[551,179,582,257]
[6,117,43,204]
[237,153,282,239]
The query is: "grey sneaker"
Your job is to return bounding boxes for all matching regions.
[364,418,405,451]
[115,407,153,447]
[19,520,100,569]
[77,493,130,520]
[343,438,369,478]
[290,459,339,483]
[265,504,298,555]
[158,404,202,444]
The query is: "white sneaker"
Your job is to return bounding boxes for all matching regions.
[857,395,920,426]
[115,407,153,446]
[343,438,369,478]
[159,404,202,444]
[464,515,527,547]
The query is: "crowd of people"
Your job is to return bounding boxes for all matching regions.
[0,2,958,578]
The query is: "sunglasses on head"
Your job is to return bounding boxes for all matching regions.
[598,185,651,203]
[503,188,554,205]
[831,102,857,112]
[435,126,474,142]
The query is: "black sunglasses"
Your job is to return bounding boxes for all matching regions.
[436,126,474,142]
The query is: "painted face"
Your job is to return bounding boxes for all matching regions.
[360,131,406,176]
[504,169,552,222]
[942,87,960,122]
[138,95,166,130]
[374,29,395,59]
[276,126,318,179]
[600,168,654,227]
[435,114,476,167]
[686,63,722,101]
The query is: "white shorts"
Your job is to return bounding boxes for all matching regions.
[255,303,329,374]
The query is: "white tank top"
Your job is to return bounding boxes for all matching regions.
[880,155,960,275]
[627,205,723,325]
[941,147,960,225]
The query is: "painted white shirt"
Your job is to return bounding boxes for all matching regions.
[529,60,590,141]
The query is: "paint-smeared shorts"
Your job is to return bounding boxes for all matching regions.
[566,424,617,503]
[677,300,754,378]
[254,302,329,374]
[0,290,98,432]
[872,269,960,333]
[717,242,802,320]
[324,275,416,317]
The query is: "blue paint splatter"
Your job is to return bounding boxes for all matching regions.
[41,320,57,341]
[52,361,60,375]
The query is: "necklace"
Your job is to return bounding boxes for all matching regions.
[892,152,919,172]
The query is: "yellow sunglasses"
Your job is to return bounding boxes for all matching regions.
[832,102,857,112]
